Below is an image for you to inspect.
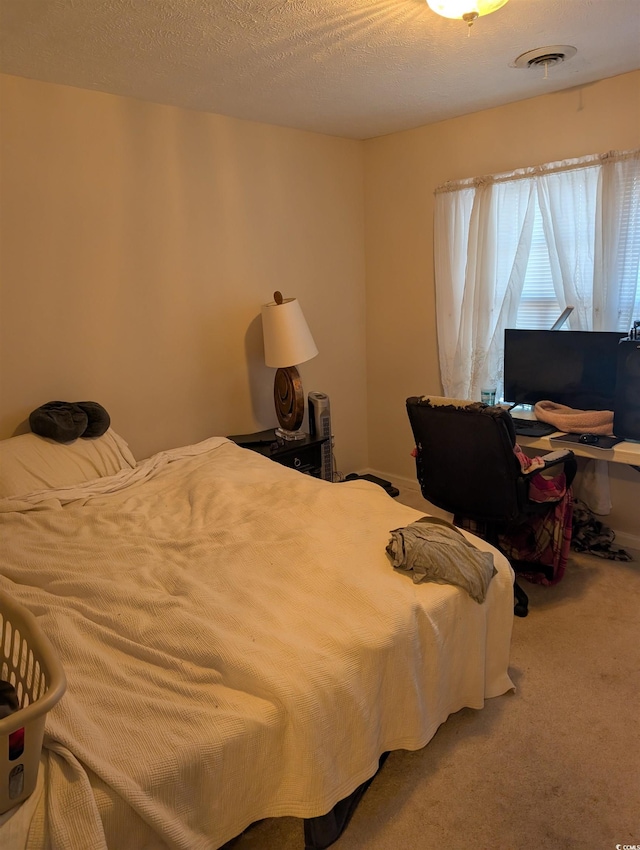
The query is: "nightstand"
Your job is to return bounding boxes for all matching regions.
[227,428,331,479]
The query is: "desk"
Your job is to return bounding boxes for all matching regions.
[517,432,640,467]
[504,403,640,467]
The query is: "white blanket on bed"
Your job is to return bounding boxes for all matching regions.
[0,437,514,850]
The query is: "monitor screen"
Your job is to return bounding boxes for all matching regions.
[503,329,626,410]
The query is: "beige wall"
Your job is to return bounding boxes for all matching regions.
[1,70,638,539]
[0,74,368,469]
[364,71,640,542]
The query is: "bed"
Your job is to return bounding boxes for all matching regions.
[0,429,515,850]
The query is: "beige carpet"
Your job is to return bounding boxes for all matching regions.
[225,486,639,850]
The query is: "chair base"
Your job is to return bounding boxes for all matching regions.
[511,559,555,583]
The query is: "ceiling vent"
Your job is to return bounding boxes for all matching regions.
[512,45,577,72]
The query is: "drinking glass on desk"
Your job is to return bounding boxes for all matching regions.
[481,388,497,405]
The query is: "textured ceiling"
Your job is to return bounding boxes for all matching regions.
[0,0,638,139]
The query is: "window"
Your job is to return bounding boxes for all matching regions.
[516,202,560,330]
[434,150,640,402]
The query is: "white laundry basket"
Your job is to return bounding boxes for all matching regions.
[0,591,66,814]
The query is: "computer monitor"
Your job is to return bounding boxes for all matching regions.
[503,329,626,410]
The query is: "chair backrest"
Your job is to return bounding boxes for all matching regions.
[406,395,525,523]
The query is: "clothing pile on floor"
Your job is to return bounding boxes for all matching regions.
[571,498,632,561]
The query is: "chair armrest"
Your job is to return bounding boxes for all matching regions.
[541,449,574,468]
[521,448,577,488]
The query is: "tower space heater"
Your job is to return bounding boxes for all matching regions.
[308,392,333,481]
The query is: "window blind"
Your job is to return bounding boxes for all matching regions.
[516,202,560,330]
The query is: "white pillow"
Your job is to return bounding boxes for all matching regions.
[0,429,136,498]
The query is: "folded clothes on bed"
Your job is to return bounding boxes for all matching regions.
[386,516,497,603]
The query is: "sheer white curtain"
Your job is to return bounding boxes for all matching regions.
[434,149,640,401]
[594,153,640,330]
[434,185,474,397]
[435,177,535,400]
[537,164,599,331]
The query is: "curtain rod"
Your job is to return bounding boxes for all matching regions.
[434,148,640,195]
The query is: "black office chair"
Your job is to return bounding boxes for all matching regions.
[406,396,577,617]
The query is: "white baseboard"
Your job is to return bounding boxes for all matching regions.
[613,531,640,551]
[361,468,640,553]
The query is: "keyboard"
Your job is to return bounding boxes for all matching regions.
[510,417,556,437]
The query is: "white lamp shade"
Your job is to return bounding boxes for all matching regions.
[261,296,319,368]
[426,0,509,19]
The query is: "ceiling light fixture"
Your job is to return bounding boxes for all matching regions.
[426,0,509,31]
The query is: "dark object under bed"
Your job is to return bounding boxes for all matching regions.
[303,753,389,849]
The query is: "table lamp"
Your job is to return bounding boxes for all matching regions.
[261,291,319,440]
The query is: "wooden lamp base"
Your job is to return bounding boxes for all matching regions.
[274,366,306,440]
